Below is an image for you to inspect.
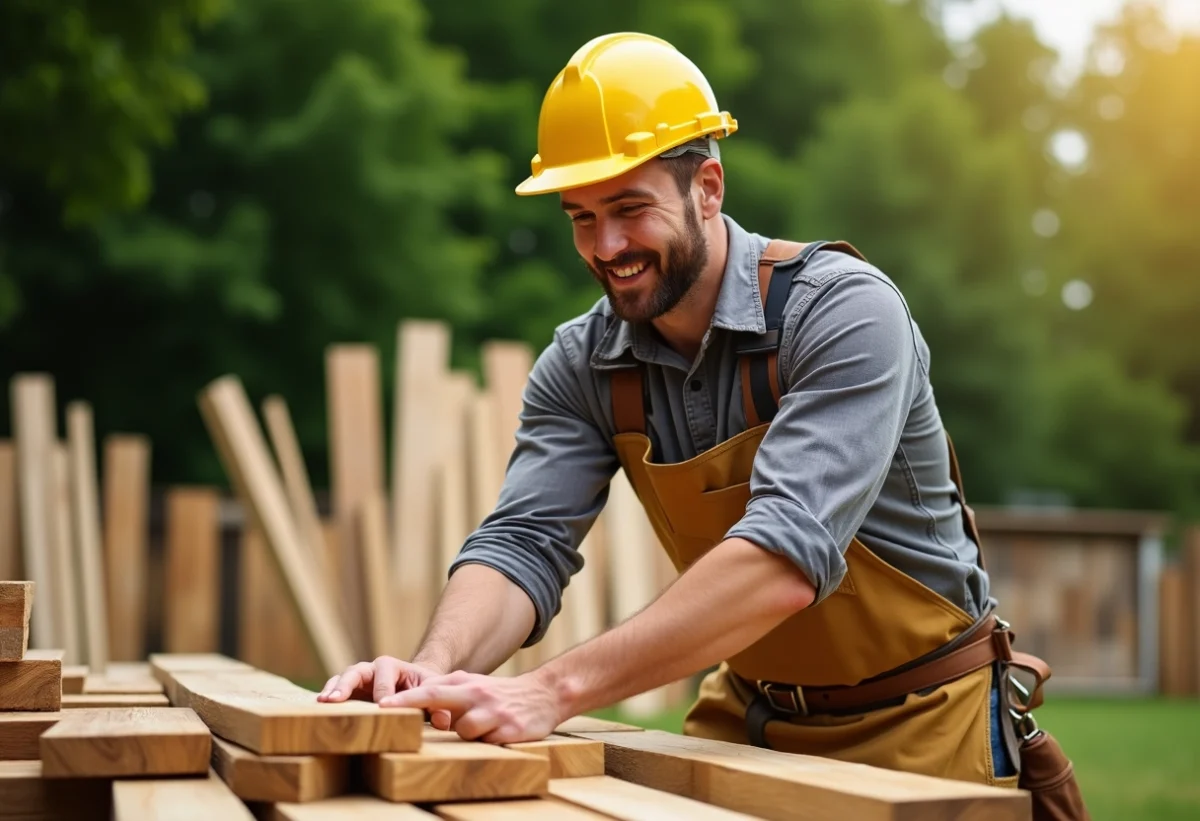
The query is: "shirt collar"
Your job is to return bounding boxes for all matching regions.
[590,214,768,370]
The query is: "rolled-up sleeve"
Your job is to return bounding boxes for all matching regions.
[448,330,619,646]
[725,271,925,604]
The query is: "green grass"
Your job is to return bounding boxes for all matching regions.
[588,696,1200,821]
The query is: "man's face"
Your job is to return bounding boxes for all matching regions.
[560,161,709,323]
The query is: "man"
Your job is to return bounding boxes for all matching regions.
[317,31,1049,787]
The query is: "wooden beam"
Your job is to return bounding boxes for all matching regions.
[0,441,19,581]
[360,491,397,658]
[210,734,349,803]
[112,768,255,820]
[572,730,1030,821]
[148,652,254,684]
[506,736,605,778]
[433,799,609,820]
[102,434,151,662]
[436,373,474,581]
[164,487,222,653]
[0,712,61,760]
[263,395,331,583]
[198,375,356,676]
[11,374,59,650]
[554,716,646,734]
[40,706,211,778]
[84,661,164,696]
[326,344,386,658]
[0,581,33,660]
[66,402,109,674]
[165,669,421,755]
[0,647,62,710]
[549,775,763,820]
[62,693,170,708]
[391,321,451,658]
[364,741,548,803]
[271,796,439,820]
[50,443,82,665]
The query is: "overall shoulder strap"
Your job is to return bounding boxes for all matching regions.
[736,239,868,426]
[610,366,646,435]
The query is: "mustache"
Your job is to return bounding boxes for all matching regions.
[594,250,658,270]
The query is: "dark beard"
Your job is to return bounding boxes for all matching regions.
[588,198,708,323]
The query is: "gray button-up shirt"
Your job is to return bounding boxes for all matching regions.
[450,214,990,647]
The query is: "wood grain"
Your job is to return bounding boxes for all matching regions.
[211,734,349,803]
[364,741,549,803]
[271,796,438,820]
[507,736,605,778]
[62,693,170,708]
[575,729,1031,821]
[112,768,255,820]
[0,581,33,660]
[0,647,62,710]
[40,706,211,778]
[0,760,111,817]
[166,669,422,755]
[549,775,764,820]
[434,799,610,820]
[0,711,61,760]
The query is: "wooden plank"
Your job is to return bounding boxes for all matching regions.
[84,660,164,696]
[549,775,764,820]
[66,402,109,675]
[0,647,62,710]
[0,581,33,660]
[574,730,1030,821]
[0,760,110,817]
[112,768,255,820]
[62,693,170,708]
[507,736,605,778]
[0,712,61,760]
[364,742,549,803]
[164,486,222,653]
[165,669,422,755]
[271,796,438,820]
[102,434,151,662]
[149,652,255,684]
[391,321,451,658]
[555,716,646,734]
[49,444,82,666]
[326,345,386,658]
[436,373,474,580]
[434,799,610,820]
[360,492,397,658]
[11,374,60,651]
[263,395,331,583]
[211,734,348,803]
[40,706,211,778]
[0,442,20,582]
[198,375,356,676]
[61,664,86,694]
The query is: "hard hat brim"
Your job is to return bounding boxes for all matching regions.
[515,153,648,197]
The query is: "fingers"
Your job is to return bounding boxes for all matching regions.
[372,657,402,703]
[430,708,453,730]
[378,682,476,714]
[317,661,374,702]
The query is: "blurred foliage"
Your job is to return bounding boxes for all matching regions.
[0,0,1198,521]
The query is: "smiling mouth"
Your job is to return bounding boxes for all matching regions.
[607,261,649,280]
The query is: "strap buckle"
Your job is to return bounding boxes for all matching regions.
[760,681,808,716]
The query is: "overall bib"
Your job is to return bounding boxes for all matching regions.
[606,239,1050,788]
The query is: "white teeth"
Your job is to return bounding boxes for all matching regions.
[610,262,647,279]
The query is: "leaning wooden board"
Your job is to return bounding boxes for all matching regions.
[164,669,422,755]
[572,729,1031,821]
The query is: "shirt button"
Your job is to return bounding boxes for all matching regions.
[690,379,702,392]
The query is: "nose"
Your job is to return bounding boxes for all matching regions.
[593,220,629,263]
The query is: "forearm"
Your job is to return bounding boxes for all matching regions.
[411,563,537,675]
[537,537,816,717]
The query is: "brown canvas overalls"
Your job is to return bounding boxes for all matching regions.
[606,239,1058,790]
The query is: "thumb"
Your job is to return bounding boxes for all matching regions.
[429,709,453,730]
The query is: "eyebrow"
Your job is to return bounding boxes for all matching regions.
[560,187,655,211]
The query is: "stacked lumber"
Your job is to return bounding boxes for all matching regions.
[196,320,686,714]
[0,643,1033,819]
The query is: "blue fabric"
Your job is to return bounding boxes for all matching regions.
[990,681,1018,777]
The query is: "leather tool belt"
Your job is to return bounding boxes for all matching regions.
[740,611,1051,718]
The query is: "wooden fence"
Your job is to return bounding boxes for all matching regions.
[3,318,1198,713]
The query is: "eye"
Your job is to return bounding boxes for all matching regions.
[570,212,594,224]
[619,203,645,215]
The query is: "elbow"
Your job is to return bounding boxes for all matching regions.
[773,564,818,614]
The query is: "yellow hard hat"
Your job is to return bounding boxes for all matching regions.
[515,32,737,196]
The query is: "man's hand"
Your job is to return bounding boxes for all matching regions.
[316,657,453,728]
[378,669,566,744]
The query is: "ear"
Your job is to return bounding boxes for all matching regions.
[694,158,724,220]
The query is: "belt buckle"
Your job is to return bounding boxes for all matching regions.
[760,681,808,716]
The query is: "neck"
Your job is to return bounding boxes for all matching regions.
[652,217,729,363]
